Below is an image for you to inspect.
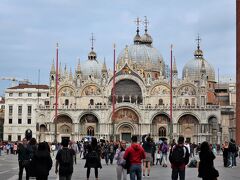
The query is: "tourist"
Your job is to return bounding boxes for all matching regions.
[169,136,189,180]
[33,142,53,180]
[51,143,56,156]
[84,137,102,180]
[28,138,38,178]
[6,142,10,155]
[115,140,127,180]
[17,138,30,180]
[151,139,156,165]
[103,141,110,165]
[0,141,3,156]
[55,138,75,180]
[109,140,115,165]
[142,134,153,177]
[161,139,169,167]
[222,141,229,167]
[124,135,146,180]
[13,142,18,155]
[70,141,79,164]
[228,139,237,167]
[155,145,161,165]
[198,141,219,180]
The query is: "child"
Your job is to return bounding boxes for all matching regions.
[156,150,161,165]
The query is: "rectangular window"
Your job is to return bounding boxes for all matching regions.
[9,93,13,97]
[18,119,22,124]
[9,119,12,124]
[37,93,41,97]
[17,135,21,141]
[8,135,12,141]
[28,93,32,97]
[27,119,31,124]
[9,105,13,115]
[27,106,32,115]
[19,93,22,97]
[18,105,22,115]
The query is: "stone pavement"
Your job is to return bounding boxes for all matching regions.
[0,152,240,180]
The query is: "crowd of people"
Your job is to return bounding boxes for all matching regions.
[0,135,239,180]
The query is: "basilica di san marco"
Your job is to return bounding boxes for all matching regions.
[36,20,222,144]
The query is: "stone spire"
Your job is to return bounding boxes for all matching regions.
[69,68,73,81]
[173,56,178,74]
[102,58,107,72]
[50,59,55,73]
[76,58,81,73]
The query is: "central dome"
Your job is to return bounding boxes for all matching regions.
[117,44,164,72]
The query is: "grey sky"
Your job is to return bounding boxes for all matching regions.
[0,0,236,96]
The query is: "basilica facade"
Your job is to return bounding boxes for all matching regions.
[36,23,222,144]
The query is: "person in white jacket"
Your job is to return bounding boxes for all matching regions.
[115,140,127,180]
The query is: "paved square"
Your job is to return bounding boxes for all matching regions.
[0,152,240,180]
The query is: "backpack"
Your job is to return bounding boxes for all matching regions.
[170,145,186,164]
[162,143,168,153]
[60,149,72,165]
[87,150,99,163]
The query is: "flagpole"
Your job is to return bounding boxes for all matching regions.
[54,43,59,143]
[112,43,116,141]
[170,44,173,141]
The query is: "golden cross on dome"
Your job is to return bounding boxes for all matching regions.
[134,17,141,28]
[196,34,201,50]
[90,33,95,51]
[143,16,149,32]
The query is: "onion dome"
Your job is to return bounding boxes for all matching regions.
[81,34,102,80]
[182,36,215,82]
[141,16,153,46]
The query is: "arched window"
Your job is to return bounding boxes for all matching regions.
[65,99,69,106]
[87,126,94,136]
[185,99,189,106]
[159,99,163,105]
[51,75,54,81]
[158,127,166,137]
[90,99,94,105]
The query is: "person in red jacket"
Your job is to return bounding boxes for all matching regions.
[124,135,146,180]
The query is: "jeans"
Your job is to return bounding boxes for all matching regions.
[229,152,236,166]
[59,174,72,180]
[105,153,109,164]
[109,153,114,164]
[18,161,29,180]
[116,165,127,180]
[130,164,142,180]
[162,153,168,165]
[171,168,185,180]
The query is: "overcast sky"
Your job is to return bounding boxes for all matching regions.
[0,0,236,96]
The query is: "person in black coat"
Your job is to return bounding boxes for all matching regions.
[84,137,102,180]
[33,142,53,180]
[198,141,219,180]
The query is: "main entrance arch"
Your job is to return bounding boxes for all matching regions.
[55,114,73,142]
[113,108,139,140]
[80,114,99,137]
[178,114,199,143]
[151,114,170,140]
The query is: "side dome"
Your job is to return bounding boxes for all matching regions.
[81,50,102,80]
[182,49,215,82]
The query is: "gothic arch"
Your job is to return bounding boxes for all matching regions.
[109,106,141,124]
[58,85,76,97]
[176,83,197,96]
[80,84,102,96]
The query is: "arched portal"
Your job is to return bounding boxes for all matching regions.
[80,114,99,137]
[111,79,142,104]
[208,116,219,144]
[152,114,170,138]
[55,114,73,142]
[117,123,134,142]
[39,124,47,142]
[178,114,199,143]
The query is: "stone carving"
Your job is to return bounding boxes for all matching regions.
[114,108,138,123]
[152,115,169,124]
[59,87,74,97]
[150,85,170,95]
[82,85,101,96]
[177,85,196,96]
